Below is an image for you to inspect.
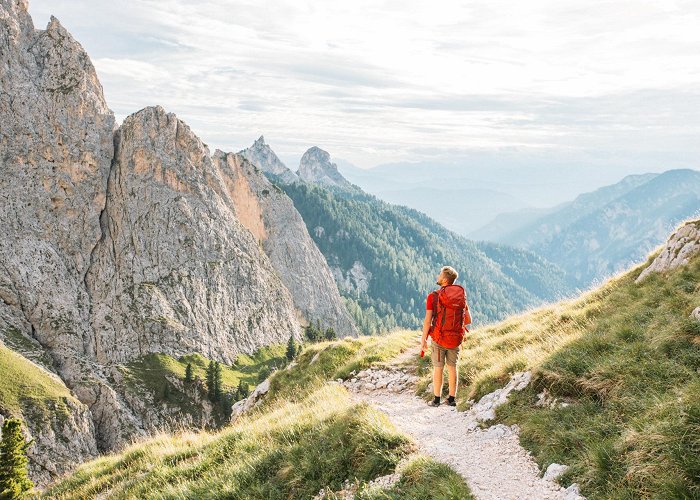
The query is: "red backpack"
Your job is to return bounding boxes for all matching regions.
[429,284,471,348]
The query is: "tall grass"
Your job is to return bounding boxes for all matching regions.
[45,330,473,498]
[445,244,700,498]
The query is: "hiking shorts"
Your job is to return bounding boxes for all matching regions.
[431,342,460,368]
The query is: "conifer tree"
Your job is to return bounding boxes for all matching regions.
[206,360,215,401]
[184,363,194,383]
[236,379,249,400]
[0,418,34,498]
[213,362,223,402]
[286,335,297,361]
[324,327,336,341]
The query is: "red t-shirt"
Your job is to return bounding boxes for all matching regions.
[426,292,436,312]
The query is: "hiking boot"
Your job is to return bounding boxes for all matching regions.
[428,398,440,407]
[446,399,457,407]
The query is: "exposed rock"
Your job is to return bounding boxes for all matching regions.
[230,378,271,422]
[0,345,98,487]
[297,146,353,189]
[86,106,300,367]
[331,261,372,295]
[564,482,585,500]
[238,135,299,184]
[691,307,700,321]
[468,371,532,422]
[213,152,357,337]
[0,0,353,479]
[544,463,569,481]
[341,367,419,394]
[636,220,700,282]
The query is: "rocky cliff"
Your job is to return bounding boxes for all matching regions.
[0,0,355,485]
[238,136,299,183]
[636,219,700,282]
[297,146,354,189]
[212,151,358,337]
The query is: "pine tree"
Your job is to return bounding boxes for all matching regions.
[236,379,249,400]
[286,335,297,361]
[0,418,34,498]
[324,327,336,341]
[213,362,223,402]
[162,382,171,401]
[206,360,216,401]
[184,363,194,383]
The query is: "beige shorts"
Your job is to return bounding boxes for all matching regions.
[431,342,460,368]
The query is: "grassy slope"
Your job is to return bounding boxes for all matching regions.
[0,342,76,423]
[45,331,473,499]
[439,242,700,498]
[123,344,287,396]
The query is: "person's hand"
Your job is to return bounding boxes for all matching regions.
[421,339,428,352]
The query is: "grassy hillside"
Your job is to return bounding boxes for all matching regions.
[280,181,570,334]
[0,342,76,423]
[44,331,473,499]
[118,346,287,426]
[435,228,700,498]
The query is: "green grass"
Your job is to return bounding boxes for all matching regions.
[359,455,475,499]
[265,329,416,405]
[428,222,700,498]
[44,331,472,498]
[123,343,287,396]
[0,343,75,423]
[43,384,414,499]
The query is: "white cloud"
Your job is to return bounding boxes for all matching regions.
[27,0,700,170]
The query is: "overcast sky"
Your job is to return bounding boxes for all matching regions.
[28,1,700,171]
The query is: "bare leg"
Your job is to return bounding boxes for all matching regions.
[447,365,458,397]
[433,366,444,398]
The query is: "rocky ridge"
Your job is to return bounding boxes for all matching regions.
[0,1,356,484]
[212,151,357,337]
[297,146,354,189]
[238,135,299,184]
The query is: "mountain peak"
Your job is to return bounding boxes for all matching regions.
[297,146,352,188]
[238,136,298,183]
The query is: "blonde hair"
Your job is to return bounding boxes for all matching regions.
[441,266,458,284]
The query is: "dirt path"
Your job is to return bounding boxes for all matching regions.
[342,350,584,500]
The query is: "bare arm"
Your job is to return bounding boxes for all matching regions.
[421,309,432,349]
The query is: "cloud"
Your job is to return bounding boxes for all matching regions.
[26,0,700,170]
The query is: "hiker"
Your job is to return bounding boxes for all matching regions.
[421,266,471,407]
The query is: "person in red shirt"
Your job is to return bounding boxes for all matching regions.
[421,266,462,407]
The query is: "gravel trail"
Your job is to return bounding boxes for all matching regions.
[342,351,584,500]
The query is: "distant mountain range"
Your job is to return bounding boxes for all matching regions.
[240,138,572,334]
[335,158,671,236]
[472,169,700,286]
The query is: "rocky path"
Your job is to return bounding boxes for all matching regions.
[341,350,584,500]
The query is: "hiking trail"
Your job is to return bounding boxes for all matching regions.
[339,349,584,500]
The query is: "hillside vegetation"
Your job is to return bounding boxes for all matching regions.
[44,331,473,499]
[437,226,700,498]
[0,343,76,422]
[280,181,570,334]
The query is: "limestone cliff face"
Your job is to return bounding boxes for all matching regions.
[212,151,357,337]
[297,146,353,189]
[0,0,114,363]
[86,106,301,366]
[0,0,119,475]
[0,0,340,482]
[238,136,299,184]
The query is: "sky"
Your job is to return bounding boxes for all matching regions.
[28,1,700,172]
